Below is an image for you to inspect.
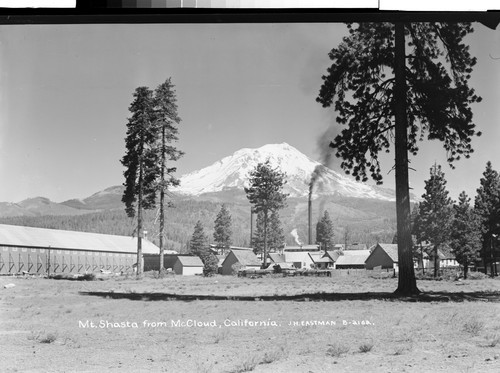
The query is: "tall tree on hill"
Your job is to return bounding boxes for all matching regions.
[450,192,482,279]
[245,160,288,267]
[474,161,500,276]
[154,78,184,273]
[190,220,207,256]
[317,22,482,294]
[418,164,454,278]
[213,204,233,252]
[190,221,218,276]
[121,86,159,276]
[268,210,285,252]
[316,210,335,251]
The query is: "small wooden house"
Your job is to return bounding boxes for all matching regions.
[334,249,371,269]
[221,250,261,275]
[173,256,204,275]
[284,251,315,269]
[365,244,399,270]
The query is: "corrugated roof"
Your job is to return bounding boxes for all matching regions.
[376,244,399,262]
[284,252,313,263]
[335,255,368,266]
[229,250,261,266]
[342,249,371,256]
[324,249,343,262]
[176,256,204,267]
[268,253,286,263]
[0,224,159,254]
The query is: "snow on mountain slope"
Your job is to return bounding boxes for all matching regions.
[175,143,396,201]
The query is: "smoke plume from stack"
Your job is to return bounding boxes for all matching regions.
[290,229,302,246]
[308,124,339,245]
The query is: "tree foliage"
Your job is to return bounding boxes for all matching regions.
[154,78,184,272]
[418,164,454,277]
[474,161,500,276]
[121,87,160,218]
[317,22,481,294]
[316,210,335,251]
[190,220,207,256]
[213,204,233,250]
[121,86,160,275]
[450,192,482,279]
[252,210,285,255]
[317,23,481,184]
[245,160,288,266]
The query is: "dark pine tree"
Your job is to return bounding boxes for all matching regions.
[245,160,288,267]
[410,203,426,273]
[190,220,207,256]
[153,78,184,273]
[317,22,481,295]
[474,161,500,276]
[450,192,482,279]
[190,220,218,276]
[316,210,335,251]
[213,204,233,252]
[418,164,454,278]
[121,86,159,276]
[268,210,285,253]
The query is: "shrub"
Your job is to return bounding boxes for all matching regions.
[463,318,485,336]
[485,334,500,347]
[40,333,57,344]
[81,273,96,281]
[326,343,350,357]
[468,271,489,280]
[233,356,258,372]
[261,346,287,364]
[359,342,374,353]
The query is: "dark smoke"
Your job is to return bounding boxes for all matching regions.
[308,123,340,241]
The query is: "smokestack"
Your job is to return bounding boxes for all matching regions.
[308,196,312,245]
[250,208,254,247]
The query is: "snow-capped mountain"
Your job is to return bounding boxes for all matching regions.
[175,143,396,201]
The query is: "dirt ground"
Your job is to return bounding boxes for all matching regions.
[1,274,500,373]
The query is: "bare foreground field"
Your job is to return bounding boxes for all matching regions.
[1,274,500,373]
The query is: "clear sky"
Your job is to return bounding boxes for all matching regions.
[1,21,500,203]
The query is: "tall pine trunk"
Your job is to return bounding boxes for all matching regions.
[137,154,143,277]
[394,22,419,295]
[159,126,166,273]
[263,211,268,269]
[434,245,439,278]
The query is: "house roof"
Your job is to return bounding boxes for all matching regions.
[0,224,159,254]
[342,249,371,256]
[175,256,204,267]
[335,255,368,266]
[324,249,343,262]
[284,252,313,263]
[268,253,286,263]
[315,256,333,263]
[284,245,319,252]
[376,244,399,263]
[216,254,226,263]
[227,250,261,266]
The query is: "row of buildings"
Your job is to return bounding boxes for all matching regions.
[0,224,459,276]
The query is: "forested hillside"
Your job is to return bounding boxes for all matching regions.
[0,195,398,252]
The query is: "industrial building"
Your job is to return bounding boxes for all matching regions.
[0,224,159,275]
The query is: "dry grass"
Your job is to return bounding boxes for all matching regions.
[1,275,499,372]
